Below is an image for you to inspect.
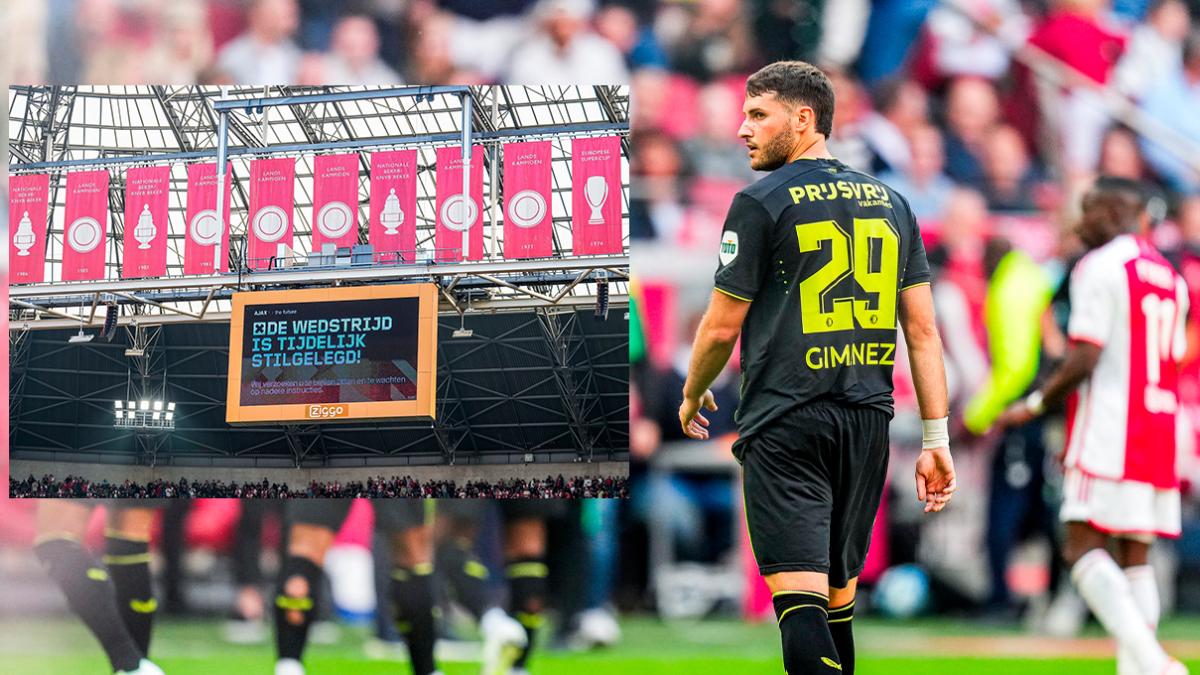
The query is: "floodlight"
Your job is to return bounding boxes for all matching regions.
[140,400,150,411]
[115,400,123,409]
[153,401,163,411]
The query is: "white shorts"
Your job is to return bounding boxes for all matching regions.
[1059,469,1181,539]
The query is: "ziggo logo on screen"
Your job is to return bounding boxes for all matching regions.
[307,404,350,419]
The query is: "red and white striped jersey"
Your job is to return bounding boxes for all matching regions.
[1063,234,1187,489]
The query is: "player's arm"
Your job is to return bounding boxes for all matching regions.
[998,340,1101,430]
[899,282,956,513]
[679,290,750,439]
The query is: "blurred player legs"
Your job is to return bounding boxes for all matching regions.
[34,500,164,675]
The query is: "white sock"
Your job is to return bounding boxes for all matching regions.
[1125,565,1161,629]
[1119,565,1163,675]
[1072,549,1168,675]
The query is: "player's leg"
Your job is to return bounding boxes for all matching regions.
[381,501,440,675]
[104,505,159,657]
[275,502,347,675]
[741,404,844,675]
[763,571,841,674]
[820,404,892,675]
[34,500,156,674]
[433,501,494,621]
[1063,521,1177,675]
[1115,537,1160,675]
[827,578,858,675]
[503,515,549,673]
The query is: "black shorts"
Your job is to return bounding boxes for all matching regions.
[288,500,429,532]
[737,400,890,588]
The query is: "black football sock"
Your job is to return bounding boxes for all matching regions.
[508,558,548,668]
[828,600,855,674]
[35,537,143,672]
[773,590,841,675]
[438,539,491,620]
[274,556,323,662]
[390,564,438,675]
[104,534,156,656]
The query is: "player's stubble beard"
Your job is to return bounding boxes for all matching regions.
[751,123,797,172]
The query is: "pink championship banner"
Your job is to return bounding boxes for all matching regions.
[121,165,171,279]
[9,173,50,283]
[368,150,418,262]
[311,153,360,253]
[184,162,233,275]
[434,145,484,262]
[502,141,553,259]
[571,135,623,255]
[61,170,110,281]
[247,157,295,271]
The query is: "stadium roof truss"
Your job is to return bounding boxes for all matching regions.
[8,85,630,467]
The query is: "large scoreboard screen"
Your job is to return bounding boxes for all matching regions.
[226,284,438,424]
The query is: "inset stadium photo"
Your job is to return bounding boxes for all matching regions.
[8,84,629,498]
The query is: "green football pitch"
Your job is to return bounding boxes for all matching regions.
[2,615,1198,674]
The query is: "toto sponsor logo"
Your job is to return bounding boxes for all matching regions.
[307,404,349,419]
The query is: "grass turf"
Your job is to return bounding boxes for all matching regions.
[1,615,1198,674]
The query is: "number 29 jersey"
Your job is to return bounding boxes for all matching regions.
[714,158,930,439]
[1063,234,1187,489]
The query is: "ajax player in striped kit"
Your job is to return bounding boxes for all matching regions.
[997,177,1187,675]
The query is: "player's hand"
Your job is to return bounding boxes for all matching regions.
[995,402,1035,431]
[915,446,956,513]
[679,390,718,440]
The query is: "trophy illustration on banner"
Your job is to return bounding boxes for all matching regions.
[381,188,404,235]
[585,175,608,224]
[134,204,156,249]
[14,210,35,256]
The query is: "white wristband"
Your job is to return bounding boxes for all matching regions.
[921,416,949,450]
[1024,390,1045,416]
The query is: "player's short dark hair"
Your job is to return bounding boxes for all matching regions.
[745,61,835,138]
[1093,175,1150,209]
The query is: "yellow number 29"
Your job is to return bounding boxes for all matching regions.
[795,218,899,334]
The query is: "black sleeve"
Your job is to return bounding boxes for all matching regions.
[713,192,773,301]
[898,197,931,290]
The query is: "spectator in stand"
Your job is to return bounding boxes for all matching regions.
[1140,31,1200,193]
[1026,0,1126,181]
[825,67,876,171]
[322,15,403,85]
[215,0,303,85]
[925,0,1031,84]
[679,82,758,184]
[929,189,992,405]
[863,78,932,176]
[1114,0,1190,99]
[629,128,688,241]
[879,124,957,221]
[664,0,754,82]
[980,124,1042,211]
[942,76,1002,187]
[504,0,629,84]
[1097,125,1152,181]
[594,4,669,71]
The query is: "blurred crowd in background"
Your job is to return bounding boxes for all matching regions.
[9,474,630,499]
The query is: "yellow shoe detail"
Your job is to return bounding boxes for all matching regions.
[821,656,842,670]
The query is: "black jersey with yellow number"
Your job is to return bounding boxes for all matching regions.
[713,157,930,440]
